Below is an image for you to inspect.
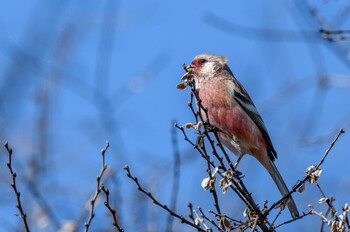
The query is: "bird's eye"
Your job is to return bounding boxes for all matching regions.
[199,59,207,64]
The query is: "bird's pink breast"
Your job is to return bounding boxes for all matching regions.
[198,79,267,156]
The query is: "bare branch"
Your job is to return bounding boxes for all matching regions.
[124,165,207,232]
[101,184,124,232]
[4,141,30,232]
[274,211,313,229]
[84,141,109,232]
[316,128,345,170]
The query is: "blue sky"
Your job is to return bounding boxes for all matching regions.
[1,0,350,231]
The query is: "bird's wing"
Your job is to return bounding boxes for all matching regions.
[232,81,277,161]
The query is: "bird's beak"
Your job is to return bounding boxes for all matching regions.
[181,63,195,81]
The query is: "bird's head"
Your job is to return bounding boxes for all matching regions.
[187,54,228,80]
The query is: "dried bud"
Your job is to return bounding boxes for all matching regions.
[184,123,194,128]
[329,220,345,232]
[305,165,322,184]
[242,207,256,219]
[181,72,193,82]
[201,167,219,190]
[194,121,203,130]
[313,169,322,177]
[219,169,234,193]
[222,217,231,228]
[328,220,332,227]
[196,135,204,148]
[176,82,188,90]
[298,182,306,193]
[243,207,249,218]
[183,121,203,130]
[194,218,199,226]
[319,197,328,204]
[201,177,216,190]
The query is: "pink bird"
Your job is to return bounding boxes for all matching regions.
[185,54,299,218]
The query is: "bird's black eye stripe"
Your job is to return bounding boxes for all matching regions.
[199,59,207,64]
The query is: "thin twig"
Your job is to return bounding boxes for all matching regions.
[124,165,206,232]
[5,145,60,229]
[316,128,345,170]
[208,210,244,225]
[320,206,331,232]
[101,184,124,231]
[187,203,195,223]
[315,182,337,220]
[198,207,219,231]
[175,124,216,173]
[84,141,109,232]
[274,211,313,229]
[197,131,225,229]
[250,216,259,232]
[270,207,283,226]
[4,141,30,232]
[209,184,225,229]
[193,209,211,231]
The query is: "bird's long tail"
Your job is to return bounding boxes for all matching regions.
[267,159,299,218]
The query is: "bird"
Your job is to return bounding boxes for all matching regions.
[184,53,299,218]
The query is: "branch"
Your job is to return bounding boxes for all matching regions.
[4,141,30,232]
[316,128,345,169]
[101,184,124,231]
[274,211,313,229]
[124,165,207,232]
[84,141,109,232]
[198,207,220,231]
